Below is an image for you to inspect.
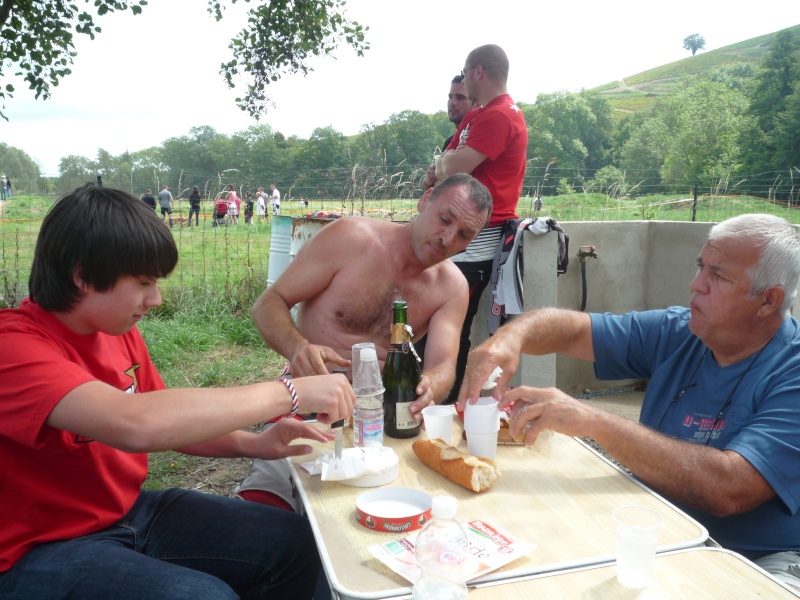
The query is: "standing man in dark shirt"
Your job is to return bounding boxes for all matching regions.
[423,44,528,404]
[423,74,476,190]
[140,189,156,211]
[442,73,476,151]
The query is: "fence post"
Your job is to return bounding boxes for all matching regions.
[691,183,698,222]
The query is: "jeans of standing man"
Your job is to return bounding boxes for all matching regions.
[443,258,494,405]
[0,187,5,202]
[188,206,200,226]
[0,488,322,600]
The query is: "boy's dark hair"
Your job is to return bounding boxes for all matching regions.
[29,183,179,312]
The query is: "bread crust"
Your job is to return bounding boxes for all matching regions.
[412,438,501,492]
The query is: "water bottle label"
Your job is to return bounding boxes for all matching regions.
[355,417,384,446]
[363,418,384,445]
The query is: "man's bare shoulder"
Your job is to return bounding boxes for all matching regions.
[433,259,470,294]
[293,217,400,265]
[408,258,469,305]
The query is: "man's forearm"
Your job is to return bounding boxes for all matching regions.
[422,362,456,404]
[585,411,772,516]
[510,308,595,361]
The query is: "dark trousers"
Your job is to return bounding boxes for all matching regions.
[443,258,494,405]
[0,488,321,599]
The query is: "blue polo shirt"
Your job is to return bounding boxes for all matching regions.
[591,307,800,559]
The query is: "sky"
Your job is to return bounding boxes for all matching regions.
[1,0,797,175]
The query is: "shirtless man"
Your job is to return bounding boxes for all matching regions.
[236,173,492,509]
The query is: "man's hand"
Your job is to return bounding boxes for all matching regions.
[434,150,451,182]
[251,418,334,459]
[408,374,435,424]
[291,373,355,425]
[421,164,437,190]
[456,330,522,411]
[502,386,596,445]
[290,343,350,377]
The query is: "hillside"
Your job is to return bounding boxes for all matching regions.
[592,23,800,116]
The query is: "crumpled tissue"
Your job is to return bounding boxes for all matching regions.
[302,445,399,484]
[482,366,504,390]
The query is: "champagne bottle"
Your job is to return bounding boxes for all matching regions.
[383,299,422,439]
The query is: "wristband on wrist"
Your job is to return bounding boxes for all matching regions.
[280,377,299,418]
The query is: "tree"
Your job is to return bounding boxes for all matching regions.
[524,90,614,179]
[683,33,706,56]
[0,1,369,120]
[740,28,800,177]
[623,80,750,188]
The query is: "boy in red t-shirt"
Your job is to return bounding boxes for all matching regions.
[0,184,354,600]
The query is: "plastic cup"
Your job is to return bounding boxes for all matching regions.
[422,405,455,443]
[466,431,498,460]
[613,506,662,588]
[463,397,500,433]
[351,342,376,382]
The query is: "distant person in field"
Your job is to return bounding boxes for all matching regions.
[158,185,173,228]
[188,186,201,227]
[270,184,281,216]
[1,176,7,202]
[244,192,254,224]
[5,176,11,200]
[423,44,528,405]
[256,187,268,223]
[0,183,354,599]
[534,194,543,214]
[226,185,240,225]
[141,189,156,211]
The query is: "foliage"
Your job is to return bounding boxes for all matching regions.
[683,33,706,56]
[0,0,147,120]
[0,143,43,189]
[586,166,637,199]
[217,0,369,117]
[556,178,575,195]
[740,28,800,180]
[0,1,368,121]
[523,90,614,180]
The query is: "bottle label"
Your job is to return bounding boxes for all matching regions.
[389,342,411,354]
[394,401,416,430]
[354,414,384,447]
[390,323,410,345]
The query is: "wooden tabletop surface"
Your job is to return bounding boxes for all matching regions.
[289,423,707,600]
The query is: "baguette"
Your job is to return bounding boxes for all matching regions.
[412,438,501,492]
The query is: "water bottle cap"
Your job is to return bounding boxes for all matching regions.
[360,348,378,362]
[431,495,457,519]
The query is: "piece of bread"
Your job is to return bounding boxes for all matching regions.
[509,416,534,444]
[412,438,501,492]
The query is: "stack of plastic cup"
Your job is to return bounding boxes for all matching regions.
[463,398,500,460]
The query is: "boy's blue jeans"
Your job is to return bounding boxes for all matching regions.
[0,488,321,599]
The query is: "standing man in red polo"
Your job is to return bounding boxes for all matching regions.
[424,44,528,404]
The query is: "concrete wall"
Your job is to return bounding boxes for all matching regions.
[469,221,716,394]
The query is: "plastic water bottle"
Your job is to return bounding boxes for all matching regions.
[412,496,469,600]
[352,347,384,447]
